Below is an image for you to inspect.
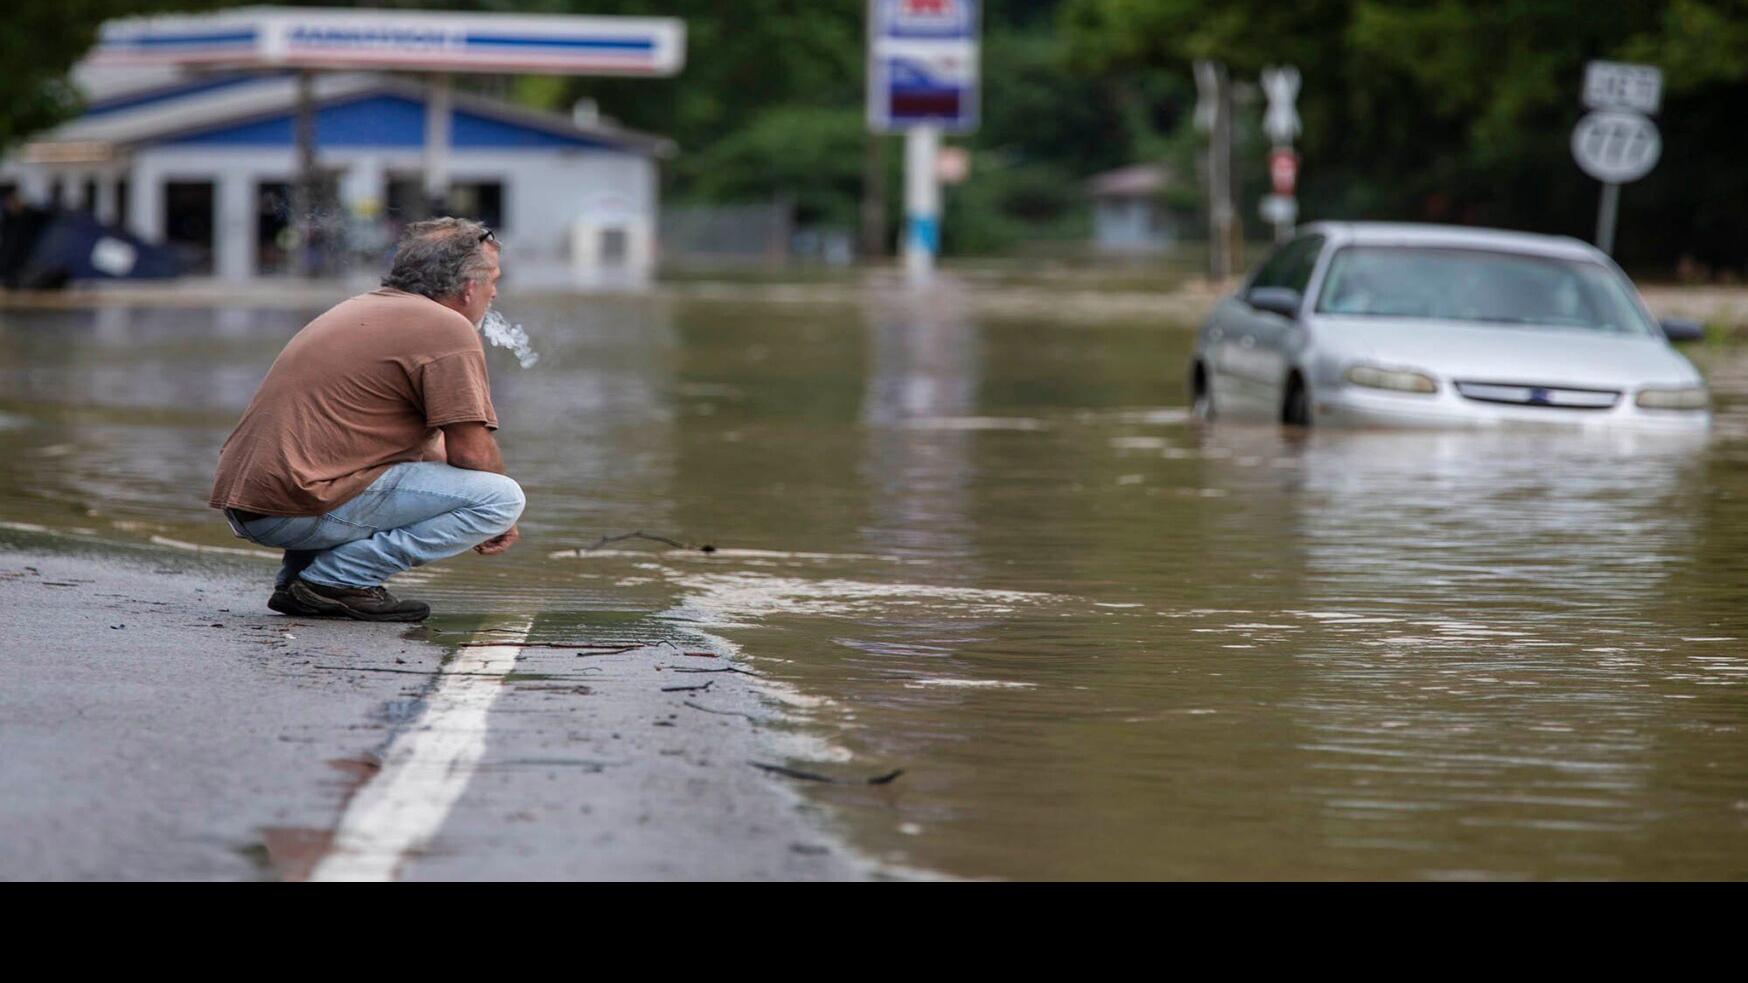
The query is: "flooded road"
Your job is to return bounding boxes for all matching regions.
[4,285,1747,879]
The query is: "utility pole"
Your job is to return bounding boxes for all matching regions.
[423,73,453,219]
[291,70,317,277]
[1219,73,1242,277]
[860,133,888,259]
[1194,60,1235,281]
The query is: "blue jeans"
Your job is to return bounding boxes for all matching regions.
[225,462,525,589]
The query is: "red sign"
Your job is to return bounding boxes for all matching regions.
[1269,149,1298,196]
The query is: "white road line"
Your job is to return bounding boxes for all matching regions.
[309,619,531,882]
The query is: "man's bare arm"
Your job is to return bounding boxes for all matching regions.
[442,422,518,554]
[441,422,506,473]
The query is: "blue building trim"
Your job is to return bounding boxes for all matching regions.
[100,30,259,50]
[84,73,282,119]
[152,93,620,150]
[462,34,655,51]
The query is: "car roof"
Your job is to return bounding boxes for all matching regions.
[1300,222,1604,262]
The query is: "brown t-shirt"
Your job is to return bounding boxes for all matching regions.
[209,287,498,516]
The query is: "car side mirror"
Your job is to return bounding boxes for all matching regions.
[1248,286,1302,320]
[1660,317,1705,343]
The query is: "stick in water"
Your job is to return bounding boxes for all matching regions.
[750,762,905,785]
[581,530,716,554]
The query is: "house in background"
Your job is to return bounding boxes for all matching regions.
[0,66,673,289]
[1088,163,1183,255]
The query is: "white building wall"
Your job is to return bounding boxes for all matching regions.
[129,148,271,276]
[126,156,165,241]
[1093,197,1172,254]
[122,144,658,287]
[0,162,127,217]
[214,169,255,280]
[339,154,385,214]
[494,148,657,289]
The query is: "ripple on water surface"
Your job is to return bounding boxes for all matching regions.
[5,299,1748,878]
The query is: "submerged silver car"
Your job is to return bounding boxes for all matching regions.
[1189,223,1710,430]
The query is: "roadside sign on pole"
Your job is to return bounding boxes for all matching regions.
[1573,61,1663,256]
[1260,65,1301,244]
[867,0,980,134]
[1583,61,1662,115]
[1269,149,1297,196]
[1572,110,1661,184]
[1193,60,1219,133]
[1260,194,1297,227]
[1260,66,1300,144]
[871,1,979,283]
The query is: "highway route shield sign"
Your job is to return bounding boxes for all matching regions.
[1571,110,1661,184]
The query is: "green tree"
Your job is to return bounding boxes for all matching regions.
[947,19,1190,253]
[0,2,225,153]
[1063,0,1748,274]
[684,106,866,226]
[513,2,1183,254]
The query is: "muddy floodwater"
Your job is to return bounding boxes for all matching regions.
[4,285,1748,880]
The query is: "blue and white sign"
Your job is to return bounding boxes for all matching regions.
[873,0,977,38]
[868,0,980,133]
[93,9,686,77]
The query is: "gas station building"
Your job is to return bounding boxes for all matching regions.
[0,8,684,289]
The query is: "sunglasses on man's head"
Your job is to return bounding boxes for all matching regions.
[479,228,499,246]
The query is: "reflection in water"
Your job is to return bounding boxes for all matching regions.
[3,297,1748,879]
[493,295,679,567]
[1290,429,1704,608]
[860,285,978,562]
[1192,428,1722,876]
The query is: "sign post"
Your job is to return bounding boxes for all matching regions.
[1571,61,1662,256]
[904,124,941,281]
[868,0,980,285]
[1259,66,1300,244]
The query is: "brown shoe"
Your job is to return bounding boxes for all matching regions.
[288,578,431,622]
[267,586,325,617]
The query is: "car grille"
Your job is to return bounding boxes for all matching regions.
[1453,381,1620,410]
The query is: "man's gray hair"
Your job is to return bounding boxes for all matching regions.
[381,217,498,300]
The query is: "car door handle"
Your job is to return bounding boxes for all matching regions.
[1239,335,1256,348]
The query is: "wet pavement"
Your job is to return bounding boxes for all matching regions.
[0,540,425,880]
[3,280,1748,879]
[0,536,867,880]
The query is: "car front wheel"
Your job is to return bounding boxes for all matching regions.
[1283,374,1311,427]
[1191,362,1215,421]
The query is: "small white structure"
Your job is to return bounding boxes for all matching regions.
[0,70,672,288]
[1088,164,1182,254]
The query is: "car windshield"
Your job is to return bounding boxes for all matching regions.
[1314,245,1656,335]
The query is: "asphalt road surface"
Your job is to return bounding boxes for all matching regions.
[0,533,870,881]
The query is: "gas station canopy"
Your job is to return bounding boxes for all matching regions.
[72,7,687,280]
[90,6,686,77]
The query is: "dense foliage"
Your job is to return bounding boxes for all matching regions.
[5,1,1744,272]
[1063,0,1748,275]
[0,2,225,152]
[528,0,1748,273]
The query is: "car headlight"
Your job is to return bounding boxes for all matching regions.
[1635,386,1709,410]
[1344,363,1438,394]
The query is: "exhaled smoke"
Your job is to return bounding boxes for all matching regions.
[480,309,540,369]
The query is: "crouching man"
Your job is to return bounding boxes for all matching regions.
[209,217,523,622]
